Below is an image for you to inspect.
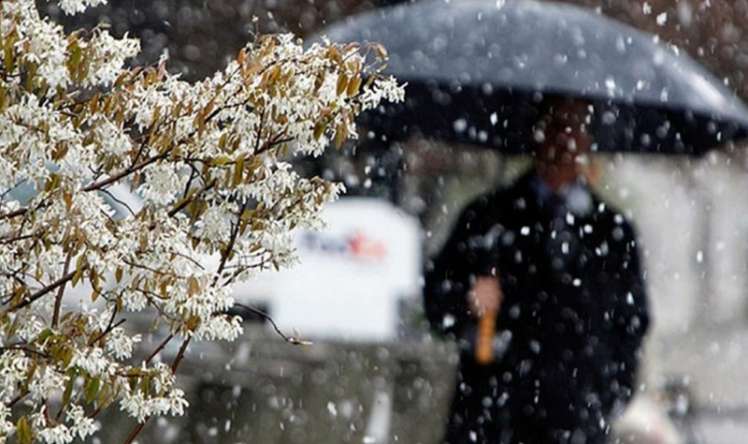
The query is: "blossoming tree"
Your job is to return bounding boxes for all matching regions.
[0,0,403,442]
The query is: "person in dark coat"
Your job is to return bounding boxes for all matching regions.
[424,99,650,444]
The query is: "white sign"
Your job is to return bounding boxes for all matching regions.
[233,198,421,342]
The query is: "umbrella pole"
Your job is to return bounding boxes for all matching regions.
[475,309,497,365]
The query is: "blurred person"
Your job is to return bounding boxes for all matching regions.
[424,99,650,444]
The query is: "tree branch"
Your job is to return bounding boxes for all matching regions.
[5,390,28,408]
[5,270,79,313]
[144,334,173,365]
[170,336,191,374]
[212,202,247,287]
[0,207,28,220]
[233,303,310,345]
[123,422,146,444]
[83,151,169,192]
[52,251,73,328]
[100,188,138,217]
[89,315,125,347]
[167,179,216,218]
[0,232,36,245]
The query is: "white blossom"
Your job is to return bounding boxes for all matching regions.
[57,0,108,15]
[66,405,99,440]
[29,367,66,402]
[38,424,73,444]
[0,404,14,437]
[194,315,243,342]
[69,347,112,376]
[105,328,141,360]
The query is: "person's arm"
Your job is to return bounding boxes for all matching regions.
[612,222,650,404]
[423,208,475,338]
[423,197,500,338]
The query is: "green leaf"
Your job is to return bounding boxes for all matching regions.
[72,254,86,287]
[336,73,349,96]
[3,31,16,74]
[141,375,152,396]
[212,155,232,166]
[334,122,348,149]
[84,376,101,404]
[232,156,245,187]
[17,416,32,444]
[313,122,326,141]
[347,75,362,97]
[44,173,61,193]
[0,85,7,112]
[60,347,74,368]
[62,376,75,406]
[66,39,82,80]
[36,328,54,344]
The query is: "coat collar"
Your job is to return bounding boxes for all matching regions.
[508,169,597,218]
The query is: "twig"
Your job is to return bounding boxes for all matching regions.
[0,232,36,245]
[170,336,191,374]
[167,179,216,217]
[89,318,125,347]
[100,188,137,217]
[233,303,310,345]
[122,260,188,280]
[0,207,27,220]
[6,390,28,408]
[83,151,169,192]
[6,270,79,313]
[123,422,146,444]
[180,166,198,200]
[144,333,173,364]
[52,251,73,328]
[171,252,205,271]
[211,201,247,287]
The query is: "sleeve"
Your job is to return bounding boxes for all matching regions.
[611,221,651,404]
[423,197,499,338]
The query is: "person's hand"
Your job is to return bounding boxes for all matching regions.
[469,276,502,317]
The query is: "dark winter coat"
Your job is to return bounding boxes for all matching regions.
[424,171,650,444]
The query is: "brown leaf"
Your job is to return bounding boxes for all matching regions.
[347,75,362,97]
[336,73,349,96]
[187,276,201,296]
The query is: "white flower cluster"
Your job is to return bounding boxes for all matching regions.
[57,0,108,15]
[27,405,98,444]
[0,0,403,442]
[4,0,138,92]
[119,364,188,423]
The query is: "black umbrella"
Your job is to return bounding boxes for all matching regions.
[320,0,748,155]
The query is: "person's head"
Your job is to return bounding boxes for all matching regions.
[533,98,597,190]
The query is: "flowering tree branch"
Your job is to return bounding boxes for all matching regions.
[5,270,79,313]
[0,0,404,442]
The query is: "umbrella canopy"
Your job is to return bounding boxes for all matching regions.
[320,0,748,155]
